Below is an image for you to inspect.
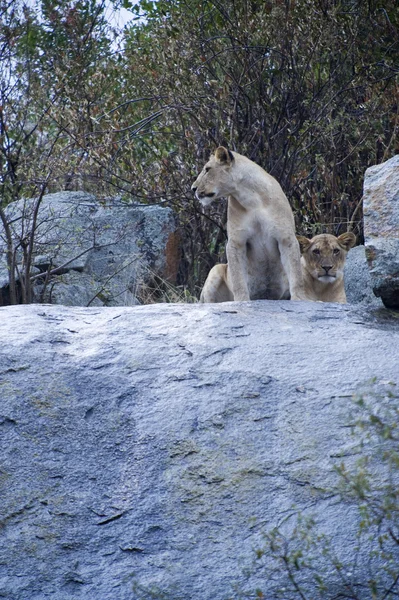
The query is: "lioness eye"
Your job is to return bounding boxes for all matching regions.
[205,167,211,173]
[313,248,320,255]
[333,248,340,255]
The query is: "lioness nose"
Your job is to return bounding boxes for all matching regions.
[191,184,197,192]
[324,265,333,273]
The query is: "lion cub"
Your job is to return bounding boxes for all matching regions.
[191,146,306,303]
[296,233,356,303]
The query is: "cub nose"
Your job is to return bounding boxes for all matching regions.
[191,184,197,192]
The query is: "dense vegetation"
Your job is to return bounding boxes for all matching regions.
[0,0,398,297]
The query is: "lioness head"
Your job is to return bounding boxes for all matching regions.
[296,233,356,284]
[191,146,235,206]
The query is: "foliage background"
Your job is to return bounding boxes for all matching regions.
[1,0,398,298]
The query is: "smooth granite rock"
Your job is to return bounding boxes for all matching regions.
[363,154,399,308]
[0,300,398,599]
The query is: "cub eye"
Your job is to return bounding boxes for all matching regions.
[312,248,320,255]
[333,248,340,255]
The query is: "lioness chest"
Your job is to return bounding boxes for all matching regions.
[227,210,290,300]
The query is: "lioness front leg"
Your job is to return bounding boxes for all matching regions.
[226,242,250,301]
[278,235,307,300]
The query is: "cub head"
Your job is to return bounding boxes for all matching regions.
[191,146,235,207]
[296,232,356,284]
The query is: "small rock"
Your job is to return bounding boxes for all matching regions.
[363,154,399,308]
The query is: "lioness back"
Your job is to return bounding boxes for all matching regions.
[296,232,356,303]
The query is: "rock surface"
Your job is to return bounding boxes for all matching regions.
[363,154,399,308]
[0,192,179,307]
[1,300,399,599]
[344,244,382,306]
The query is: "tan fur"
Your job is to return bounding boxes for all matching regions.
[296,233,356,303]
[191,147,306,302]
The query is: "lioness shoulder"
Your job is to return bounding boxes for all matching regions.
[296,232,356,303]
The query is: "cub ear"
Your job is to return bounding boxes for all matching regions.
[337,232,356,251]
[296,235,311,254]
[215,146,234,165]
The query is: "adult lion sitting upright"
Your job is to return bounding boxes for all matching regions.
[191,146,306,303]
[296,232,356,303]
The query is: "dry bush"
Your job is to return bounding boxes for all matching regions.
[1,0,398,301]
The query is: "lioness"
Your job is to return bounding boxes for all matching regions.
[191,146,306,302]
[296,232,356,303]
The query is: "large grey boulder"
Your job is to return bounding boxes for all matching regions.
[0,192,179,306]
[363,154,399,308]
[1,300,398,599]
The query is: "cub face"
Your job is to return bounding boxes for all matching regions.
[191,146,235,206]
[296,233,356,283]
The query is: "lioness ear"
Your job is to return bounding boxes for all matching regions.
[215,146,234,165]
[337,232,356,251]
[296,235,311,254]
